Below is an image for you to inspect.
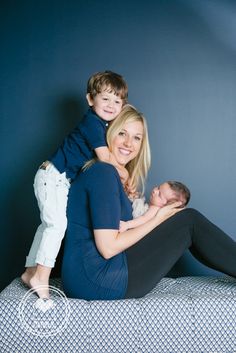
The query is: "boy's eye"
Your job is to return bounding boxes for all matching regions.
[115,100,122,104]
[102,97,108,101]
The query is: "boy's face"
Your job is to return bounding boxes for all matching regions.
[149,183,178,208]
[86,89,123,122]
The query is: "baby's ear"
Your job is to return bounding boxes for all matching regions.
[86,93,94,107]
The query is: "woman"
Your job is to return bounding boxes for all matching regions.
[61,105,236,300]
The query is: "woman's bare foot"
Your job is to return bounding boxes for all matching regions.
[21,267,36,287]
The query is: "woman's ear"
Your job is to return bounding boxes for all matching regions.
[86,93,94,107]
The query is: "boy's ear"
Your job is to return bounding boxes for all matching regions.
[86,93,94,107]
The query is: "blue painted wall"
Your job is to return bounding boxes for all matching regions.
[1,0,236,291]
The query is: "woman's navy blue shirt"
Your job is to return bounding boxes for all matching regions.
[61,162,133,300]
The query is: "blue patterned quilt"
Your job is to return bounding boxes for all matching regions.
[0,276,236,352]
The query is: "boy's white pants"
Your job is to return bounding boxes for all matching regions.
[25,162,70,268]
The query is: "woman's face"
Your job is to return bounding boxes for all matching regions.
[111,120,144,166]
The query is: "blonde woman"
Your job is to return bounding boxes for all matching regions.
[62,105,236,300]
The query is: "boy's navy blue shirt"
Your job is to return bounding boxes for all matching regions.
[50,108,108,180]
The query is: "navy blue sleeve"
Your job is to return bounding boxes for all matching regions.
[86,163,121,229]
[81,116,107,150]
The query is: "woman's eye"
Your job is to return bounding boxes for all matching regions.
[118,131,125,136]
[134,136,141,141]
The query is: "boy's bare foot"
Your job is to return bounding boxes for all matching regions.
[29,275,50,299]
[21,267,36,287]
[21,265,51,299]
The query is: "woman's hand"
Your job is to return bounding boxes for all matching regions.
[119,221,129,233]
[155,201,184,223]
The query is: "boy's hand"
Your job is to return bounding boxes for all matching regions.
[119,221,129,233]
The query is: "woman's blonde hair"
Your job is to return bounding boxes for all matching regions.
[106,104,151,193]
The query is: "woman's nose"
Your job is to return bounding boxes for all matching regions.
[124,136,132,146]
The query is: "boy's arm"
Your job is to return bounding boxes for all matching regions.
[95,146,129,184]
[119,205,159,232]
[94,146,112,162]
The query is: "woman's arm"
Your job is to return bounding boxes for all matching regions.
[119,205,158,232]
[94,201,183,259]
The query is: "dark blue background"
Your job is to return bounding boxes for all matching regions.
[1,0,236,291]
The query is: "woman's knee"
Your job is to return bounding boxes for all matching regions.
[181,208,203,222]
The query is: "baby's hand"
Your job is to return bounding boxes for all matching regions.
[119,221,129,233]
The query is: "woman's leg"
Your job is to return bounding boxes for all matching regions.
[125,208,236,298]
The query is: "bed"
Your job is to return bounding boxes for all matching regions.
[0,276,236,352]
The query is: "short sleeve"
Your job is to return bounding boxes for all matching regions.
[87,163,121,229]
[81,116,107,150]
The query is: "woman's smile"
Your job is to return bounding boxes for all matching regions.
[118,148,132,155]
[111,121,143,165]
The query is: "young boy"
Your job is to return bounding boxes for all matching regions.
[119,181,191,232]
[21,71,128,297]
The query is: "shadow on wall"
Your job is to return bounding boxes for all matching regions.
[2,96,85,291]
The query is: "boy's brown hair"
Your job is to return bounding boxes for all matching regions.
[87,70,128,103]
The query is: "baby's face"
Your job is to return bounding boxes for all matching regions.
[149,183,178,207]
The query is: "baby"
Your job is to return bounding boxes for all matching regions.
[120,181,191,232]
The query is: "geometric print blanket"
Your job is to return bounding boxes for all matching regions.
[0,276,236,353]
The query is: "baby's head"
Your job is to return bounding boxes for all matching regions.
[86,70,128,122]
[150,181,191,208]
